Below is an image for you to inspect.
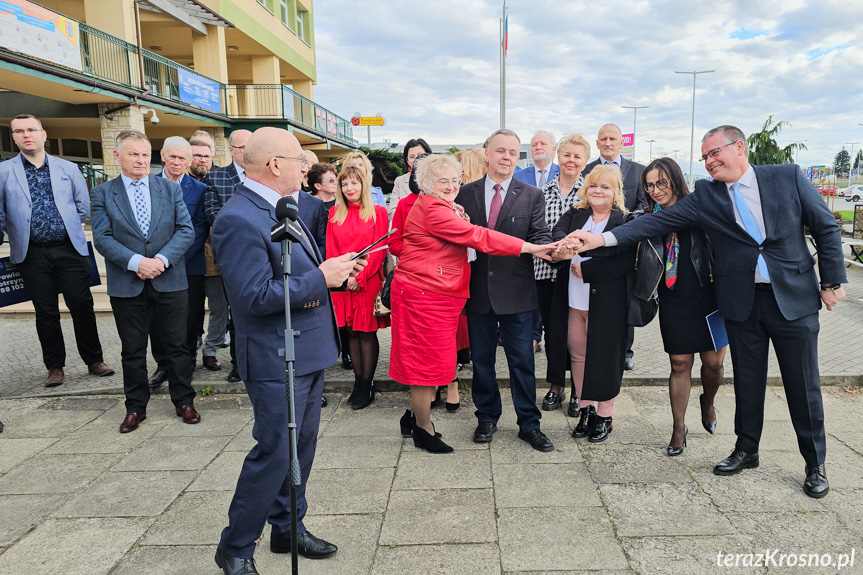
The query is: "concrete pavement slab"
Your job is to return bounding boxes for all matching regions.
[0,453,119,494]
[0,408,104,438]
[621,535,764,575]
[0,517,152,575]
[690,465,825,513]
[371,542,501,575]
[41,420,163,454]
[380,488,496,545]
[223,420,256,452]
[0,437,56,472]
[153,408,252,437]
[601,482,736,536]
[493,462,601,508]
[139,490,233,546]
[821,488,863,539]
[581,443,693,484]
[53,470,196,517]
[497,507,628,572]
[489,430,585,465]
[305,467,394,515]
[0,493,66,546]
[112,435,231,472]
[314,434,402,470]
[186,450,246,492]
[393,449,492,490]
[774,437,863,490]
[110,545,217,575]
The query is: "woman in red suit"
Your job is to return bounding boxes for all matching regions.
[327,165,390,410]
[389,154,557,452]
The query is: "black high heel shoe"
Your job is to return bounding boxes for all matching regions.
[667,425,688,456]
[699,394,717,434]
[350,378,374,410]
[430,386,444,408]
[399,410,413,437]
[412,422,453,453]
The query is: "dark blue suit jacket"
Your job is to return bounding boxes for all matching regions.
[158,173,208,275]
[513,163,560,187]
[612,164,846,322]
[297,191,328,258]
[212,184,340,380]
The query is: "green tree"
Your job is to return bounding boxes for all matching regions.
[834,149,851,177]
[746,115,807,165]
[356,146,406,195]
[448,146,461,154]
[853,149,863,171]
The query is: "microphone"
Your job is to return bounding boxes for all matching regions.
[271,195,303,243]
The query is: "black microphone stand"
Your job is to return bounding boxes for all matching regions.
[271,199,304,575]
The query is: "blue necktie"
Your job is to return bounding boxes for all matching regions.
[731,182,770,281]
[132,180,150,237]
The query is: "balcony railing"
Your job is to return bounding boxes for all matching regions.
[1,11,355,147]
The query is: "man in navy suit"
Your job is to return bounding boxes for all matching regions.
[456,129,555,453]
[213,127,363,574]
[514,130,560,352]
[147,137,210,381]
[294,190,328,258]
[91,129,199,433]
[203,129,252,383]
[0,114,113,387]
[569,125,846,498]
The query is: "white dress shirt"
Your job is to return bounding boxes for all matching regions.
[484,176,513,222]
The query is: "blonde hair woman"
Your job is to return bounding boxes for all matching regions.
[342,150,387,207]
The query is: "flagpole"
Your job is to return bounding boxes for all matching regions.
[500,0,506,129]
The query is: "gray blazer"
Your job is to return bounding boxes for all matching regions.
[583,157,647,212]
[0,153,90,264]
[91,175,193,297]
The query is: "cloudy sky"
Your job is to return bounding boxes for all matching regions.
[313,0,862,176]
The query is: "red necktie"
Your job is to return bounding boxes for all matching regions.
[488,184,502,228]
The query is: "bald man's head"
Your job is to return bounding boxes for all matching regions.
[244,127,304,195]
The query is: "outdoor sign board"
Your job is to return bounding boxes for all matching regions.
[0,0,82,71]
[0,242,99,308]
[620,132,634,161]
[351,116,386,127]
[178,68,222,114]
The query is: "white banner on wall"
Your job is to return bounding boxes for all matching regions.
[0,0,83,72]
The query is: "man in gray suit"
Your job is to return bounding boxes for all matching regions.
[91,129,200,433]
[569,125,846,498]
[0,114,113,387]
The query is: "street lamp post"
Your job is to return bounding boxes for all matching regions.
[621,105,648,162]
[675,70,715,188]
[846,142,860,186]
[672,149,680,164]
[645,139,656,161]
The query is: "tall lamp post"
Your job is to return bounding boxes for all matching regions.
[672,149,680,164]
[675,70,715,187]
[645,139,656,161]
[846,142,860,187]
[621,105,648,162]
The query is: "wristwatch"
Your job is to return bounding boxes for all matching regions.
[820,283,841,291]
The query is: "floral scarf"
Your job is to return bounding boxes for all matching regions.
[421,191,470,222]
[655,204,678,289]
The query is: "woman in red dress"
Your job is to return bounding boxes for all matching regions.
[327,165,390,410]
[389,154,557,452]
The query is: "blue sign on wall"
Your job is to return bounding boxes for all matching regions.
[178,68,222,114]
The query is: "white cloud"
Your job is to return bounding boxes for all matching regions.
[313,0,863,171]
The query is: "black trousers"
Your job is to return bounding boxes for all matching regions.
[150,275,205,367]
[534,278,555,343]
[111,282,195,413]
[16,240,103,369]
[726,289,825,465]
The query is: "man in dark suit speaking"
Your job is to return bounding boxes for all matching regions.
[568,125,846,498]
[457,129,555,453]
[212,127,363,575]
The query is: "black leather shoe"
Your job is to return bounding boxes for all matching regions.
[227,367,241,382]
[412,422,454,453]
[572,406,595,438]
[624,357,635,370]
[148,367,168,388]
[473,421,497,443]
[341,353,353,370]
[399,409,413,437]
[271,530,338,559]
[518,428,554,452]
[215,547,259,574]
[350,378,374,410]
[321,395,328,408]
[541,388,565,411]
[713,449,759,476]
[803,464,829,498]
[588,415,613,443]
[0,420,4,433]
[566,396,579,418]
[667,425,688,456]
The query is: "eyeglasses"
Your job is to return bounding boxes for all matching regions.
[436,178,461,188]
[699,141,738,163]
[645,179,670,194]
[266,155,308,168]
[192,154,212,161]
[322,177,337,184]
[11,128,42,135]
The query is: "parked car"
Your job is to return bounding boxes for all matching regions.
[818,184,838,197]
[843,184,863,202]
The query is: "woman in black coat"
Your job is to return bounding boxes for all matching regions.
[547,165,635,443]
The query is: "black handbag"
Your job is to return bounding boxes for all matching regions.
[380,268,395,309]
[626,239,659,327]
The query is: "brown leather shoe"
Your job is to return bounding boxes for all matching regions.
[120,412,146,433]
[44,368,64,387]
[88,362,115,377]
[176,404,201,424]
[202,355,222,371]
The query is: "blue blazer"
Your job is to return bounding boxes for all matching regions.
[612,164,846,322]
[212,184,340,381]
[91,175,193,297]
[158,173,208,275]
[0,154,90,264]
[297,191,328,258]
[513,163,560,188]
